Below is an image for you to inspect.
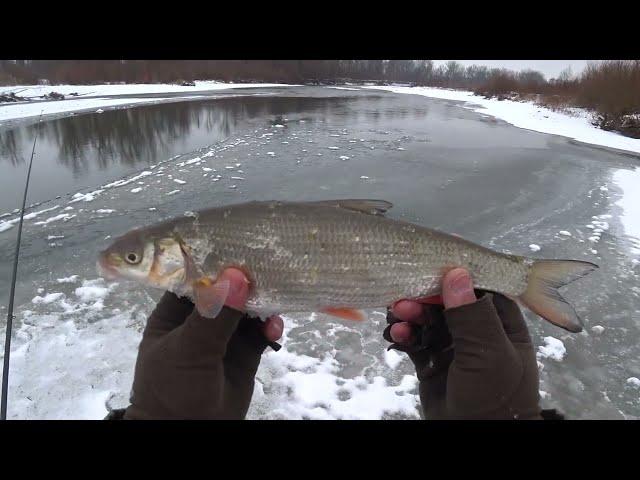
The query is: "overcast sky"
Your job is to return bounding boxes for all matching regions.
[432,60,595,79]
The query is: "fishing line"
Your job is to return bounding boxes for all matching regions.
[1,112,43,420]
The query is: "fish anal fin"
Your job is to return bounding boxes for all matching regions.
[321,307,366,321]
[309,199,393,216]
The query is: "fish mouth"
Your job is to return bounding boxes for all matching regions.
[97,254,120,280]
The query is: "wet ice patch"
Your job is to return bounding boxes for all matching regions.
[537,336,566,361]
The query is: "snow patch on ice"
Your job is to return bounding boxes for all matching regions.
[32,292,65,304]
[537,336,566,361]
[529,244,541,252]
[57,275,79,284]
[613,167,640,241]
[384,349,404,369]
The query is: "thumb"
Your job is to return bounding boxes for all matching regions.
[442,268,477,310]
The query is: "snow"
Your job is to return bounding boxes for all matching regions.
[612,167,640,241]
[166,189,180,195]
[0,205,60,233]
[627,377,640,388]
[0,82,296,122]
[33,213,75,225]
[56,275,79,284]
[339,155,350,160]
[558,230,572,237]
[363,85,640,155]
[384,349,404,369]
[7,283,421,420]
[537,336,566,361]
[95,209,115,214]
[529,244,541,252]
[130,188,142,193]
[32,292,64,304]
[69,189,103,203]
[591,325,605,334]
[102,170,152,189]
[173,179,186,185]
[360,176,370,180]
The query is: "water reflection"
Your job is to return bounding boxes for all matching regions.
[0,91,431,210]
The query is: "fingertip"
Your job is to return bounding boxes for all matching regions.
[392,300,425,323]
[442,268,477,310]
[264,315,284,342]
[218,268,249,310]
[390,322,414,344]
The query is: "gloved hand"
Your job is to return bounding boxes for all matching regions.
[384,268,542,420]
[123,268,283,420]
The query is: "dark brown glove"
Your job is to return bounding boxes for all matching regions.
[384,292,543,420]
[123,291,279,420]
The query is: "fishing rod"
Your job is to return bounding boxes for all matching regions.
[1,112,42,420]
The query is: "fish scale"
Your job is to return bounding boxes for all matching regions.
[177,201,530,314]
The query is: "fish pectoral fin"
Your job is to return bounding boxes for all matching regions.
[321,307,366,322]
[309,199,393,216]
[193,277,230,319]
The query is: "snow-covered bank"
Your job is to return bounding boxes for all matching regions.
[0,81,295,122]
[612,167,640,246]
[363,86,640,155]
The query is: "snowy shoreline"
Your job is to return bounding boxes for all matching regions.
[0,81,296,122]
[363,85,640,246]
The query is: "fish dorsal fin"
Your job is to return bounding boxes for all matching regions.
[309,199,393,216]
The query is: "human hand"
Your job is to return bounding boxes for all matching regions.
[124,268,283,420]
[384,268,542,420]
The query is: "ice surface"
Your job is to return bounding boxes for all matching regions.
[363,85,640,155]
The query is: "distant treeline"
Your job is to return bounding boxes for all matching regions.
[0,59,567,87]
[2,60,639,136]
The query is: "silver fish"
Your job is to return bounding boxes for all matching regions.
[97,199,597,331]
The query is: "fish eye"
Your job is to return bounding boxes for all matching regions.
[125,252,141,264]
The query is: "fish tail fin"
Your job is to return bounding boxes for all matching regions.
[519,259,598,333]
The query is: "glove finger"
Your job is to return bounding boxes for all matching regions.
[144,291,195,339]
[491,293,532,344]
